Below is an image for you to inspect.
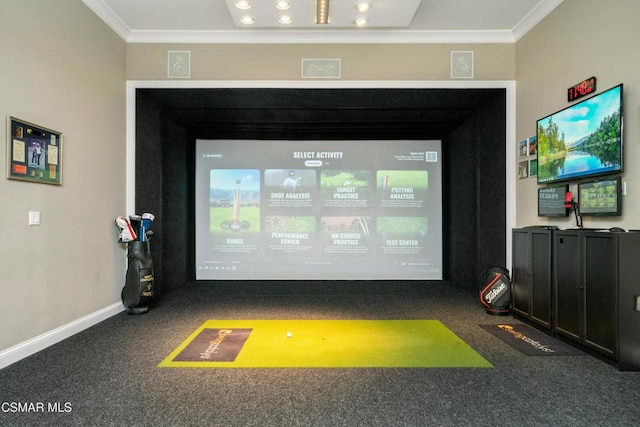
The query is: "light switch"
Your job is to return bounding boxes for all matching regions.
[29,211,40,225]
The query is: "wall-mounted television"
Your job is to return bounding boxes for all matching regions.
[537,84,623,184]
[578,177,622,216]
[538,184,569,217]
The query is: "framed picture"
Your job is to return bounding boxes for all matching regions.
[529,159,538,177]
[528,136,537,156]
[6,116,63,185]
[518,160,529,179]
[518,139,529,158]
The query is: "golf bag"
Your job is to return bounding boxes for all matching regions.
[479,266,511,316]
[122,240,154,314]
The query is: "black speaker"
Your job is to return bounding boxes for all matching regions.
[479,266,511,316]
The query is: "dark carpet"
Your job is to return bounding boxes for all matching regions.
[1,280,639,426]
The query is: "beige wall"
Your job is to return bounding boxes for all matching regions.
[515,0,640,228]
[127,43,515,81]
[0,1,126,354]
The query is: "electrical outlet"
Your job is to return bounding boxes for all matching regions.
[635,295,640,312]
[29,211,40,225]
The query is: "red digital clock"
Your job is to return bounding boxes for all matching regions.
[568,76,596,102]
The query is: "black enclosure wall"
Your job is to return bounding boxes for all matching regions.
[447,92,507,289]
[135,88,506,295]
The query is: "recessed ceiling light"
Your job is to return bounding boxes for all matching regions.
[353,15,368,27]
[275,1,291,10]
[316,0,330,24]
[278,15,294,24]
[355,1,371,12]
[235,1,251,10]
[240,15,255,24]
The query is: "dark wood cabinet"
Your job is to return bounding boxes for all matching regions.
[513,228,640,370]
[553,230,640,370]
[553,231,582,341]
[512,229,553,330]
[583,233,617,355]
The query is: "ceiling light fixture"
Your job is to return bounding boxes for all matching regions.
[235,1,252,10]
[316,0,330,24]
[240,15,255,24]
[278,15,294,24]
[353,15,368,27]
[275,1,291,10]
[355,1,371,12]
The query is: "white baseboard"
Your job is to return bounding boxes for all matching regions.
[0,302,124,370]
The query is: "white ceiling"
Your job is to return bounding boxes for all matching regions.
[83,0,563,44]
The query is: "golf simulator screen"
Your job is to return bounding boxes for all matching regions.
[195,139,443,280]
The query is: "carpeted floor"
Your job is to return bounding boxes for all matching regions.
[1,280,639,426]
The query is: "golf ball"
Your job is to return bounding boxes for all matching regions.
[286,332,292,338]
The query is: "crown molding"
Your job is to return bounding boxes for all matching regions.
[125,29,516,44]
[512,0,564,41]
[83,0,131,40]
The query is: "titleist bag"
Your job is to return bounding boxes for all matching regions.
[122,240,154,314]
[479,266,511,316]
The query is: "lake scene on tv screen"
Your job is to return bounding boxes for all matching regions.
[537,85,622,183]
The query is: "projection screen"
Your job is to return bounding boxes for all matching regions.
[195,139,442,280]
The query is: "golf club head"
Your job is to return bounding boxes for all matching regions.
[141,212,155,222]
[141,212,154,232]
[115,216,137,243]
[129,215,141,232]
